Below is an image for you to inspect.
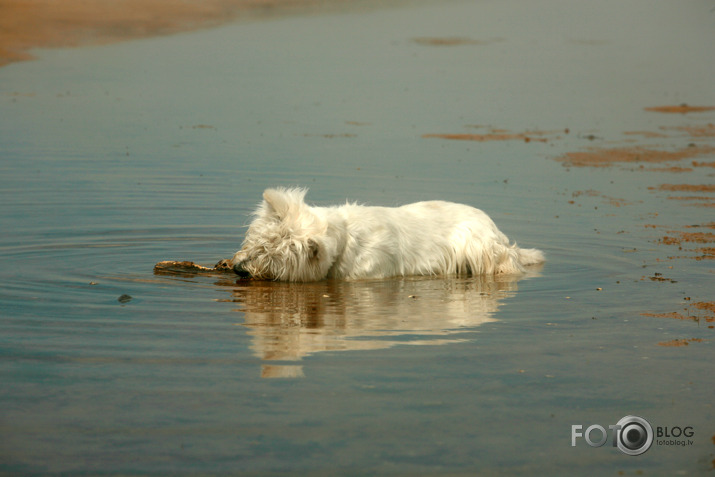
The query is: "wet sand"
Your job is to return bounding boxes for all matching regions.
[555,145,715,168]
[645,105,715,114]
[0,0,399,67]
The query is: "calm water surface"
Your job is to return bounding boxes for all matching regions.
[1,0,714,474]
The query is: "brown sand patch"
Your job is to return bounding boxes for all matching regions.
[571,189,634,207]
[692,301,715,314]
[568,189,636,207]
[645,105,715,114]
[692,161,715,168]
[692,247,715,259]
[657,338,704,347]
[604,196,635,207]
[660,231,715,244]
[647,166,694,173]
[555,146,715,168]
[423,128,562,143]
[655,224,715,260]
[658,188,715,208]
[522,129,567,136]
[412,37,503,47]
[659,236,681,246]
[641,311,695,321]
[667,196,715,202]
[653,184,715,193]
[661,124,715,138]
[684,223,715,230]
[423,133,547,143]
[623,131,668,138]
[0,0,367,67]
[642,300,715,323]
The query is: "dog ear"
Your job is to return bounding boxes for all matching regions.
[262,188,307,220]
[262,188,292,219]
[307,239,319,259]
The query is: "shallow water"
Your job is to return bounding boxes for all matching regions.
[1,0,714,474]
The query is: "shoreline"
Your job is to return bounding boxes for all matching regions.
[0,0,413,68]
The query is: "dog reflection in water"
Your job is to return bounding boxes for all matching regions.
[226,273,538,378]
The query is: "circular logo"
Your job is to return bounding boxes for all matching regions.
[616,415,653,456]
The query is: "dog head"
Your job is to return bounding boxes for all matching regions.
[232,188,338,281]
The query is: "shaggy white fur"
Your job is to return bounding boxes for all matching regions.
[224,187,543,281]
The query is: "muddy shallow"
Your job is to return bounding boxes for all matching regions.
[1,0,714,474]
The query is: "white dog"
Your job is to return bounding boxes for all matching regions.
[220,187,543,281]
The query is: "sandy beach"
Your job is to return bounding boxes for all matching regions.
[0,0,392,66]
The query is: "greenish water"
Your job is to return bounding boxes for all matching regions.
[1,0,714,474]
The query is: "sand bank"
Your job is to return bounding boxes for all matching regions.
[0,0,397,67]
[645,105,715,114]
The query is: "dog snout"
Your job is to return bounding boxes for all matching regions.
[233,260,252,278]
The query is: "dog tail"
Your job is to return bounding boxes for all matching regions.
[516,247,545,267]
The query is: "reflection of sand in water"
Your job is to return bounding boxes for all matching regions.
[224,273,538,377]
